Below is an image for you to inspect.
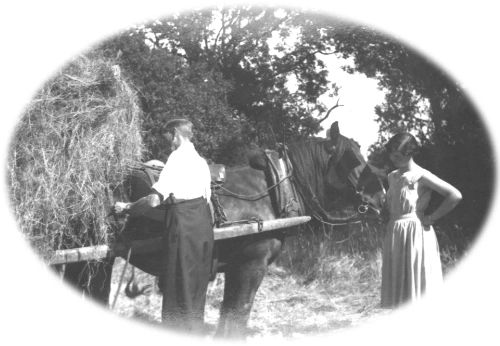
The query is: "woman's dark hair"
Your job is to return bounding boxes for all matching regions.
[385,132,420,157]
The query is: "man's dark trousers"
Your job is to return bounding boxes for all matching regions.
[160,197,213,333]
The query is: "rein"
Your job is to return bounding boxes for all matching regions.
[213,174,293,201]
[313,214,362,227]
[284,143,372,227]
[130,144,377,229]
[290,173,361,227]
[214,145,365,228]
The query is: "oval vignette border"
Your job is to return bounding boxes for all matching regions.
[0,1,498,346]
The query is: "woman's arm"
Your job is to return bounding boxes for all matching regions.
[419,171,462,226]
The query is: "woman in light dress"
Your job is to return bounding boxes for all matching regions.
[381,133,462,308]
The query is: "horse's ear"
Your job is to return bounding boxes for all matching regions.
[329,121,340,144]
[324,122,340,154]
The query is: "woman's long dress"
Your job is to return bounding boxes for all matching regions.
[381,167,443,308]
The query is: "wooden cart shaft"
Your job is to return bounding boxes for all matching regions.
[49,216,311,265]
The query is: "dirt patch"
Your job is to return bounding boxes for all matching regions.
[108,258,390,339]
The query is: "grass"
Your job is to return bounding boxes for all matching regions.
[106,219,464,338]
[276,221,384,282]
[109,258,388,338]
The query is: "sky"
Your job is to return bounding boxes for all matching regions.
[0,1,499,346]
[268,22,385,157]
[131,12,387,157]
[318,55,385,156]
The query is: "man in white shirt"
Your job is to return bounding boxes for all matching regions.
[113,119,213,333]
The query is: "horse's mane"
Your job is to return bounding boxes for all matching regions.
[286,138,332,207]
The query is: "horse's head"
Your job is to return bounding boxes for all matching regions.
[287,121,385,223]
[324,122,385,218]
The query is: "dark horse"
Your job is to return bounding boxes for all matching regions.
[63,122,385,338]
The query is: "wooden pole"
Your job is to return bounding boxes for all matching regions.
[110,248,131,309]
[48,216,311,265]
[213,216,310,239]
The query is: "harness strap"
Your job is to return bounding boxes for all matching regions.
[216,217,264,231]
[210,186,228,227]
[281,146,305,214]
[214,147,355,228]
[214,175,292,201]
[264,148,303,218]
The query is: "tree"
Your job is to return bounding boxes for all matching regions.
[98,29,247,163]
[98,7,348,158]
[325,23,493,239]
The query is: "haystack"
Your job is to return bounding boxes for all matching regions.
[8,55,144,261]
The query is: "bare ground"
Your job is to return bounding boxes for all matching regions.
[108,257,390,339]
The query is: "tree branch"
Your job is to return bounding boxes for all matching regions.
[213,10,227,52]
[146,32,162,49]
[317,99,344,123]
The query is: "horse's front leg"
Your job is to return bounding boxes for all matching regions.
[215,237,282,338]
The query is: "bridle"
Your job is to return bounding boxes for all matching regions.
[212,139,383,227]
[353,164,385,216]
[282,141,379,226]
[326,137,384,218]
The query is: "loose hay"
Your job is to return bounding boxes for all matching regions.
[8,55,143,261]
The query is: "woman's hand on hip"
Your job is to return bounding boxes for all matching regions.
[421,215,434,228]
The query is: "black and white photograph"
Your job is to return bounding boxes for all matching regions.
[1,1,499,345]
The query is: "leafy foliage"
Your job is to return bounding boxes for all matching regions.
[97,7,491,240]
[97,30,245,163]
[327,24,494,237]
[97,7,346,163]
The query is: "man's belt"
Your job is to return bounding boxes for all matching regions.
[163,194,204,205]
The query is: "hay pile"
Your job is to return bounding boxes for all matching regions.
[8,55,144,260]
